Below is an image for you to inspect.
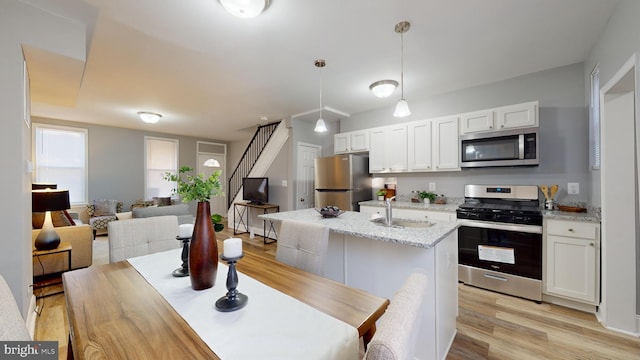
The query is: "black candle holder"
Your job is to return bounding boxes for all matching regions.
[172,236,191,277]
[215,254,248,312]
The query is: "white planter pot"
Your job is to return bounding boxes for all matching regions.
[423,198,430,205]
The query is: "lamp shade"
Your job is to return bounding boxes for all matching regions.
[314,118,328,133]
[32,183,57,190]
[393,99,411,118]
[32,190,70,212]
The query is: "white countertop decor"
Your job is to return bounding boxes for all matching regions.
[259,208,459,249]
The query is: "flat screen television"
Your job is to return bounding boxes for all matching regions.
[242,177,269,204]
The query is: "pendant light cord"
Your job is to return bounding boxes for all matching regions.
[400,31,404,99]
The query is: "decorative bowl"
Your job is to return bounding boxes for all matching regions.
[315,207,345,218]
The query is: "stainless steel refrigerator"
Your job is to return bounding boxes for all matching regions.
[314,154,371,211]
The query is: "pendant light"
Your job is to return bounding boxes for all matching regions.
[393,21,411,118]
[314,59,328,133]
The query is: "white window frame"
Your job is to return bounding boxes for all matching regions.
[144,136,179,200]
[32,123,89,205]
[589,64,601,170]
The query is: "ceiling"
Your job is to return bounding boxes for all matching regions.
[23,0,618,142]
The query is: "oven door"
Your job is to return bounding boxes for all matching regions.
[458,221,542,280]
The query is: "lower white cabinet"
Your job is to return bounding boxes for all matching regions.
[544,219,600,305]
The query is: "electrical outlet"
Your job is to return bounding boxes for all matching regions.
[281,180,287,187]
[428,182,436,191]
[567,182,579,195]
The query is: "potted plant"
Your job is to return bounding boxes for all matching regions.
[211,213,224,232]
[418,191,437,205]
[376,189,387,201]
[164,166,224,290]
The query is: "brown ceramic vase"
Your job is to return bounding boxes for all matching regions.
[189,201,218,290]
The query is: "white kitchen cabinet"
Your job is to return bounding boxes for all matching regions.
[544,219,600,305]
[407,116,460,172]
[369,124,407,173]
[460,101,538,134]
[334,130,369,154]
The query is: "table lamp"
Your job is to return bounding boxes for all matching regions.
[32,189,70,250]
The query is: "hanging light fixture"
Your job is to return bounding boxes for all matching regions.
[393,21,411,118]
[314,59,328,133]
[369,80,398,98]
[219,0,269,19]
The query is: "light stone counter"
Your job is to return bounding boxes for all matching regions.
[359,199,462,213]
[259,208,459,249]
[542,209,600,223]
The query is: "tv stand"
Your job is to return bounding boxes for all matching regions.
[233,202,279,244]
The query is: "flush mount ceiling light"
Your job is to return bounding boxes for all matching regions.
[314,59,328,133]
[393,21,411,118]
[219,0,269,19]
[203,158,221,167]
[369,80,398,98]
[138,111,162,124]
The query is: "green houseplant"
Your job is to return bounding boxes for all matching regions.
[163,166,225,290]
[376,189,387,201]
[418,191,437,204]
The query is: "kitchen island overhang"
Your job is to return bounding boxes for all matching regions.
[259,208,459,360]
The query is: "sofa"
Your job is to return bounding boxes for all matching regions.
[131,203,194,224]
[32,224,93,276]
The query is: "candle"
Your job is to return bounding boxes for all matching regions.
[178,223,194,238]
[223,238,243,258]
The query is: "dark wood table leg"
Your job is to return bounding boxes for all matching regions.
[362,323,377,350]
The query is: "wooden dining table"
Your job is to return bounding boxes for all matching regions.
[63,251,390,359]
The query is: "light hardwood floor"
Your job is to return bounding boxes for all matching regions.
[35,224,640,359]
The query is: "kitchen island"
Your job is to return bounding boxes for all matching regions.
[259,208,459,360]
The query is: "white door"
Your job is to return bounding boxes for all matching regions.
[197,153,226,216]
[296,143,321,209]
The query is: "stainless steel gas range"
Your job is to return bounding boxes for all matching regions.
[457,184,543,302]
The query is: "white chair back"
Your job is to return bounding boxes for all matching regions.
[0,275,31,340]
[108,215,181,262]
[364,272,428,360]
[275,220,329,276]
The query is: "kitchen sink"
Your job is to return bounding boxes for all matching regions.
[370,217,435,229]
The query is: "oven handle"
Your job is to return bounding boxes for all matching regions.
[458,219,542,234]
[484,273,508,282]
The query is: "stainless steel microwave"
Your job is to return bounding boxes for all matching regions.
[460,127,539,168]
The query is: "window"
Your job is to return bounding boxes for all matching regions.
[589,64,601,170]
[145,137,178,200]
[33,124,88,204]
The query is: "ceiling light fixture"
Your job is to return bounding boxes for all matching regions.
[393,21,411,118]
[219,0,269,19]
[203,158,221,167]
[314,59,328,133]
[138,111,162,124]
[369,80,398,98]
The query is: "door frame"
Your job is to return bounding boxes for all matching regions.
[296,142,321,210]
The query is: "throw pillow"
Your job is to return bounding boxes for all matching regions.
[93,199,118,216]
[116,211,133,220]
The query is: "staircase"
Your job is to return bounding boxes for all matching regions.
[227,121,288,215]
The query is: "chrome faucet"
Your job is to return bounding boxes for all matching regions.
[385,196,396,226]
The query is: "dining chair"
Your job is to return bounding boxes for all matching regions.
[275,220,329,276]
[364,272,428,360]
[108,215,181,262]
[0,275,31,341]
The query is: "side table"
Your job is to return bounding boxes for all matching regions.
[32,241,72,298]
[233,202,279,244]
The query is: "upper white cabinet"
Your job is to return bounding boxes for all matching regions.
[369,124,407,173]
[408,116,460,172]
[460,101,538,134]
[544,219,600,305]
[334,130,369,154]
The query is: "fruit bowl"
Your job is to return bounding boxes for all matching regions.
[315,206,345,218]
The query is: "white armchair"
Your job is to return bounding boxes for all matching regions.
[107,215,181,263]
[275,220,329,276]
[0,275,31,341]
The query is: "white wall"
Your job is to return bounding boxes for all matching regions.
[0,0,86,315]
[584,0,640,323]
[341,63,589,203]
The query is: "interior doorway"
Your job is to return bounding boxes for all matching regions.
[296,142,321,209]
[600,52,639,334]
[197,141,227,216]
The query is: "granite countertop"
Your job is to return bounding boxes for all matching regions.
[359,200,462,213]
[259,208,459,249]
[542,209,601,223]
